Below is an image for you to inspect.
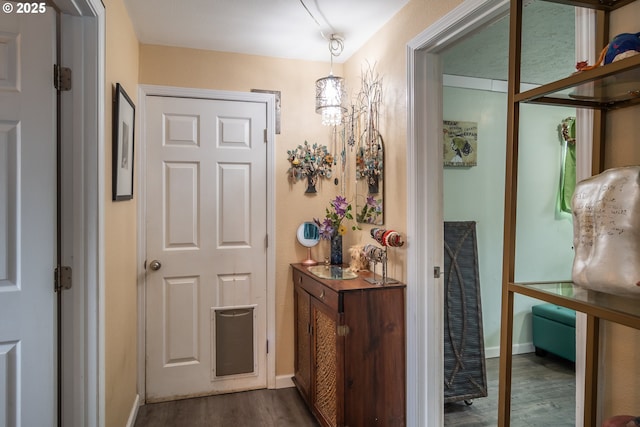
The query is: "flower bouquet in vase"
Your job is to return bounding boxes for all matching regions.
[314,195,357,265]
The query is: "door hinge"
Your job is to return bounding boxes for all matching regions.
[54,266,72,292]
[265,234,268,249]
[264,129,267,143]
[54,64,72,91]
[434,266,441,278]
[337,325,350,337]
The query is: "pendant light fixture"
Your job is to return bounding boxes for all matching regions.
[315,35,346,126]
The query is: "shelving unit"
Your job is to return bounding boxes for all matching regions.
[516,54,640,108]
[497,0,640,426]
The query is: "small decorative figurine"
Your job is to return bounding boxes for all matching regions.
[348,245,368,272]
[576,32,640,71]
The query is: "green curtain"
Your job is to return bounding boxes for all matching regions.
[559,117,576,214]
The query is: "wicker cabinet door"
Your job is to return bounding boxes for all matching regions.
[312,300,341,427]
[294,284,312,402]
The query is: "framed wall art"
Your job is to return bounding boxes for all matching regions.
[112,83,135,201]
[443,120,477,167]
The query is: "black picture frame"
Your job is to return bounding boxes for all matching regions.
[112,83,135,201]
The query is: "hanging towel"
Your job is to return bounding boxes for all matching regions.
[559,117,576,214]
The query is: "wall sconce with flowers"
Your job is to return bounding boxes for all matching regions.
[286,141,333,193]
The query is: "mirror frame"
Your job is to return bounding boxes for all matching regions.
[296,221,320,248]
[355,133,384,225]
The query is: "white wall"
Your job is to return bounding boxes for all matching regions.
[443,82,575,356]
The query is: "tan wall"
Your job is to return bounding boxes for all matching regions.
[138,0,465,380]
[109,0,639,422]
[104,0,140,425]
[343,0,465,281]
[601,1,640,418]
[139,45,347,376]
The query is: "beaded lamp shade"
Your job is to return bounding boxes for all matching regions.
[315,35,346,126]
[315,74,346,126]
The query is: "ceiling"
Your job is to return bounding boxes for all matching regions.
[442,0,575,84]
[123,0,411,63]
[123,0,576,84]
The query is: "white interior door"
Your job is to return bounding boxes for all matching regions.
[145,95,268,402]
[0,4,57,426]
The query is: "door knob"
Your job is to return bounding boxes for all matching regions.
[148,260,162,271]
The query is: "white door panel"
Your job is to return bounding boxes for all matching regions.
[0,4,57,426]
[145,96,267,402]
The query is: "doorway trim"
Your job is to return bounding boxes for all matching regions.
[56,0,106,426]
[407,0,594,425]
[136,84,277,403]
[406,1,509,425]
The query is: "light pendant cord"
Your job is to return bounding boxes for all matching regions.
[298,0,344,58]
[298,0,335,41]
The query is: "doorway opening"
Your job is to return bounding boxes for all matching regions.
[440,2,578,423]
[406,0,593,425]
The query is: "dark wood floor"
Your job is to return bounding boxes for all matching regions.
[134,387,319,427]
[445,352,575,426]
[134,352,574,427]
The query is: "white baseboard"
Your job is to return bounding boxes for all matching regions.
[275,374,295,389]
[484,342,534,359]
[126,394,140,427]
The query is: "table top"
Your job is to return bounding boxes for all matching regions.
[291,263,406,293]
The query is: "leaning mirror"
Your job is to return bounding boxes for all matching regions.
[355,134,384,225]
[352,63,384,225]
[296,222,320,265]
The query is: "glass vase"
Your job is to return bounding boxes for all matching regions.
[330,234,342,265]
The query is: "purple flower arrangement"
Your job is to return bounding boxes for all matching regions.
[356,195,382,224]
[314,195,357,239]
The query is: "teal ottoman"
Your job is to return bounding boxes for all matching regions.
[531,303,576,362]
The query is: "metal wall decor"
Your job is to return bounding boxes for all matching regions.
[286,141,333,193]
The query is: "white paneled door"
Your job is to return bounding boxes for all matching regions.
[145,95,268,402]
[0,4,57,426]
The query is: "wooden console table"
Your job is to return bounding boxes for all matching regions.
[291,263,406,427]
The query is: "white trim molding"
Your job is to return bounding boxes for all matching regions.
[484,342,535,359]
[406,1,509,425]
[126,394,140,427]
[57,1,105,426]
[275,375,295,389]
[443,74,539,93]
[136,84,278,403]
